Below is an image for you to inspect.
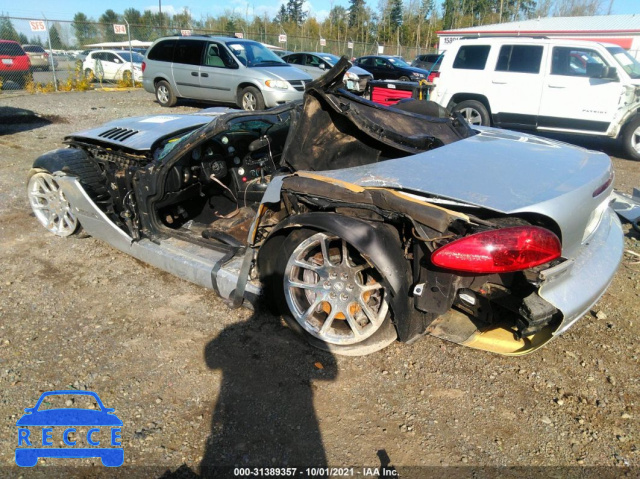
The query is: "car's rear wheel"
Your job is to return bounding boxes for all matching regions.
[452,99,490,126]
[398,76,410,82]
[27,171,80,237]
[239,86,265,111]
[621,115,640,161]
[155,80,177,107]
[276,230,396,355]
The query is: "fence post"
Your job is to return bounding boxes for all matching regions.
[42,14,58,91]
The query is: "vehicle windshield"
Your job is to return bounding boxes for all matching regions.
[118,51,145,63]
[319,53,340,65]
[388,57,411,67]
[225,41,286,67]
[606,46,640,79]
[156,127,202,161]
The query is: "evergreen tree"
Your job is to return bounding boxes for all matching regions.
[0,16,19,42]
[389,0,403,30]
[73,12,99,47]
[99,9,121,42]
[18,33,28,44]
[348,0,366,28]
[49,24,64,49]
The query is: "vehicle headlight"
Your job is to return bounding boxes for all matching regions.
[344,71,358,81]
[411,72,425,78]
[265,79,290,90]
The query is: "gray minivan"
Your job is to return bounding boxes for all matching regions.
[142,36,313,110]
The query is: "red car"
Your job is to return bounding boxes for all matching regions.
[0,40,31,88]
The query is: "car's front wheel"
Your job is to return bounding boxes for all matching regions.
[27,170,80,237]
[452,99,490,126]
[239,86,265,111]
[398,76,410,82]
[275,230,397,355]
[155,80,177,107]
[621,115,640,161]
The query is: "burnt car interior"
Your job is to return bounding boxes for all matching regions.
[145,63,474,245]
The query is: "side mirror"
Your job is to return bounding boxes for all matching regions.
[319,63,326,70]
[586,62,617,80]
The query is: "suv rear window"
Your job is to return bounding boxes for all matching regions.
[496,45,543,73]
[22,45,45,53]
[0,42,25,56]
[453,45,491,70]
[148,39,176,62]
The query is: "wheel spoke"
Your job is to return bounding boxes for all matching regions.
[359,298,388,328]
[319,236,332,266]
[292,258,321,272]
[341,239,350,265]
[301,297,322,323]
[360,282,383,293]
[344,309,364,337]
[319,308,339,335]
[286,278,322,293]
[30,191,48,199]
[36,177,53,193]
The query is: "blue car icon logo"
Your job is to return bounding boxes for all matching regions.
[15,390,123,467]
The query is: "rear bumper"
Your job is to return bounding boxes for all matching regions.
[539,207,623,336]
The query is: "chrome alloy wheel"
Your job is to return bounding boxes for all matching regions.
[457,107,483,125]
[156,84,170,104]
[242,91,258,111]
[27,172,78,237]
[283,233,389,345]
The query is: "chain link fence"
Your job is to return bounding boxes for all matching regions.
[1,16,432,91]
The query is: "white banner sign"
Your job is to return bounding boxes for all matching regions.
[29,20,47,32]
[347,42,354,49]
[113,24,127,35]
[377,45,384,54]
[235,32,243,38]
[181,30,192,36]
[320,38,326,46]
[278,34,287,43]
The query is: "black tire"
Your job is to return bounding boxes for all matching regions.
[621,115,640,161]
[239,86,265,111]
[398,76,410,82]
[155,80,177,107]
[33,149,109,200]
[273,228,397,356]
[452,99,491,126]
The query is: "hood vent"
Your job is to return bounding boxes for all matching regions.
[98,127,140,142]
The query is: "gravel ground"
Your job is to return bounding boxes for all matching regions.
[0,89,638,478]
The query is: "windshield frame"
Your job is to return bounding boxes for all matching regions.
[606,46,640,79]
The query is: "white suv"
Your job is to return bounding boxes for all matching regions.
[431,37,640,160]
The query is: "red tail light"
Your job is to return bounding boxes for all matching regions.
[141,61,146,73]
[428,71,440,82]
[431,226,561,274]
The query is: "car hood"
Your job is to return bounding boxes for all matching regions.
[253,65,312,82]
[404,66,429,75]
[65,108,231,151]
[347,65,371,77]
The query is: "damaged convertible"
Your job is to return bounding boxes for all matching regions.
[27,58,624,356]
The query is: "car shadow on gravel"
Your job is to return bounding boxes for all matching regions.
[0,106,54,135]
[161,308,337,478]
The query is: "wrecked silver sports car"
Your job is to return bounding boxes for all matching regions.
[28,58,623,356]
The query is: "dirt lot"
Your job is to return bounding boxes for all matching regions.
[0,90,638,478]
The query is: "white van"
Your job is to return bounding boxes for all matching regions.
[431,37,640,160]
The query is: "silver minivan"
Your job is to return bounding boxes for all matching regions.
[142,36,313,110]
